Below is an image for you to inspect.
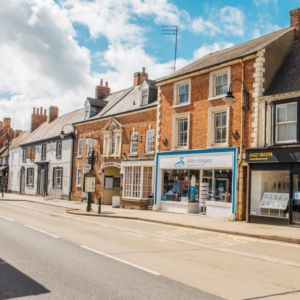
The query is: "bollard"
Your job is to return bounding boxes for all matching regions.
[98,196,101,214]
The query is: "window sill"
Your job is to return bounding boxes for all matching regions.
[144,152,155,156]
[208,94,226,101]
[53,186,62,189]
[76,185,81,187]
[128,153,138,157]
[171,147,189,151]
[76,155,82,159]
[173,102,191,109]
[207,143,229,149]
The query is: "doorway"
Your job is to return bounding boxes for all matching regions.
[21,170,25,194]
[40,170,45,196]
[291,172,300,226]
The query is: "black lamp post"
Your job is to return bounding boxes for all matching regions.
[223,79,250,110]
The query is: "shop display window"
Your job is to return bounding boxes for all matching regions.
[200,169,232,206]
[250,171,289,218]
[162,170,199,202]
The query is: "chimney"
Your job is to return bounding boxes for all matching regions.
[95,79,110,100]
[134,67,148,86]
[0,121,2,130]
[290,8,300,40]
[49,106,59,123]
[14,130,22,139]
[3,118,11,129]
[31,107,47,133]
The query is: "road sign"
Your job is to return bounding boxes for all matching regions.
[83,173,96,193]
[88,157,96,165]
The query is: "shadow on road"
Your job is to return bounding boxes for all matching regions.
[0,257,50,299]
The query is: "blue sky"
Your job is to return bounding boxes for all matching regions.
[0,0,298,129]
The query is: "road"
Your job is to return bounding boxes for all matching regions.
[1,200,300,300]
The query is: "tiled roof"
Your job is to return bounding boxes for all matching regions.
[157,27,294,83]
[265,40,300,96]
[87,97,107,107]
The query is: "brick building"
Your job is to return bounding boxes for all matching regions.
[154,15,297,220]
[71,68,157,209]
[246,8,300,227]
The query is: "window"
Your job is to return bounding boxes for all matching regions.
[276,103,297,143]
[174,79,191,106]
[124,167,133,197]
[85,110,89,118]
[56,141,62,158]
[0,158,2,165]
[124,167,141,198]
[53,167,63,188]
[214,111,227,144]
[41,145,46,160]
[215,74,228,96]
[86,144,92,157]
[17,171,20,186]
[76,168,81,186]
[142,167,153,198]
[78,139,83,157]
[111,132,116,154]
[22,149,27,162]
[141,90,148,105]
[113,177,120,189]
[26,168,34,186]
[208,106,230,147]
[146,130,155,153]
[130,132,138,154]
[209,67,230,100]
[172,113,190,150]
[11,153,14,166]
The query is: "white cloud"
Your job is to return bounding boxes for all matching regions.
[254,0,277,6]
[193,42,235,60]
[219,6,244,36]
[191,17,222,36]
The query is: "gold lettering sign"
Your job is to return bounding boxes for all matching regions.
[249,152,273,161]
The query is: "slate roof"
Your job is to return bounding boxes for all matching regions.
[86,97,107,107]
[264,40,300,96]
[9,130,31,151]
[20,108,85,146]
[157,27,294,83]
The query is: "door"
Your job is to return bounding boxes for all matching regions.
[21,170,25,194]
[291,173,300,226]
[40,170,45,196]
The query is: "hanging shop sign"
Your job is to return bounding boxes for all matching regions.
[159,154,233,169]
[83,173,96,193]
[99,162,121,173]
[246,147,300,163]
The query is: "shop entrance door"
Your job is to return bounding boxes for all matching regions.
[291,173,300,226]
[40,170,45,196]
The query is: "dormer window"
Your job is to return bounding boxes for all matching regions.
[85,110,89,119]
[141,90,148,105]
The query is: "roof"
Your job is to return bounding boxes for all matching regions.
[157,27,294,83]
[0,143,10,158]
[145,79,157,89]
[86,97,107,107]
[20,108,84,146]
[265,40,300,96]
[9,131,30,151]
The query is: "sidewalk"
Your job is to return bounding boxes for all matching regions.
[2,193,300,245]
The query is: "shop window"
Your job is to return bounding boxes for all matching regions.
[250,171,289,218]
[41,145,46,160]
[275,103,297,143]
[172,113,190,150]
[26,168,34,186]
[76,168,81,186]
[78,139,83,157]
[173,79,191,107]
[113,177,120,189]
[209,67,230,100]
[130,132,138,154]
[146,130,155,153]
[56,141,62,158]
[53,167,63,188]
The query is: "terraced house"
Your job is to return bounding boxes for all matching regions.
[153,9,300,220]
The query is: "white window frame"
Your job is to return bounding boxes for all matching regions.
[56,141,62,158]
[207,105,230,148]
[209,67,230,101]
[17,170,20,186]
[145,129,155,153]
[41,145,46,160]
[113,177,120,189]
[77,139,83,158]
[130,132,138,154]
[22,149,27,162]
[53,168,63,188]
[172,113,190,150]
[76,168,81,186]
[27,168,34,186]
[173,78,191,107]
[111,131,116,154]
[275,102,297,144]
[141,89,148,106]
[11,153,14,166]
[86,144,92,158]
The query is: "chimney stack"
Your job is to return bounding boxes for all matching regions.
[31,107,47,133]
[14,130,22,139]
[95,79,110,100]
[134,67,148,86]
[48,106,59,123]
[290,8,300,40]
[3,118,11,129]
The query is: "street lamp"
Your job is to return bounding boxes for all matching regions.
[223,79,250,110]
[60,123,75,139]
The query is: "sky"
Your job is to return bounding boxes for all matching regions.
[0,0,299,130]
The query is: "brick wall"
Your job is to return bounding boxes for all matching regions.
[71,108,157,202]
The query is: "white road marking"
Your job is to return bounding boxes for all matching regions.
[25,225,59,238]
[81,246,160,276]
[154,239,175,243]
[123,232,146,237]
[0,215,14,221]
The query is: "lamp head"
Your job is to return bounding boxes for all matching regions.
[60,130,66,139]
[222,91,236,106]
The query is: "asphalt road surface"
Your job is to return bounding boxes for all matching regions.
[1,201,300,300]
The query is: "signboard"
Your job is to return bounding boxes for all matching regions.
[260,193,289,210]
[99,162,121,173]
[246,147,300,163]
[83,173,96,193]
[26,148,36,160]
[86,138,98,146]
[88,157,96,165]
[104,176,113,189]
[159,154,233,169]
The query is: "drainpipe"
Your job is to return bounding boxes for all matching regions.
[69,131,75,201]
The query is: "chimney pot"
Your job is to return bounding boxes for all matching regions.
[37,108,39,114]
[142,67,145,73]
[134,67,148,86]
[40,107,43,115]
[100,79,103,86]
[290,8,300,40]
[33,108,36,114]
[44,109,47,116]
[105,82,108,87]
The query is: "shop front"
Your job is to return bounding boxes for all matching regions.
[154,148,237,218]
[246,147,300,227]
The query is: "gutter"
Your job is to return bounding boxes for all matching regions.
[20,134,72,148]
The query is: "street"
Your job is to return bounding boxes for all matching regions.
[1,200,300,300]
